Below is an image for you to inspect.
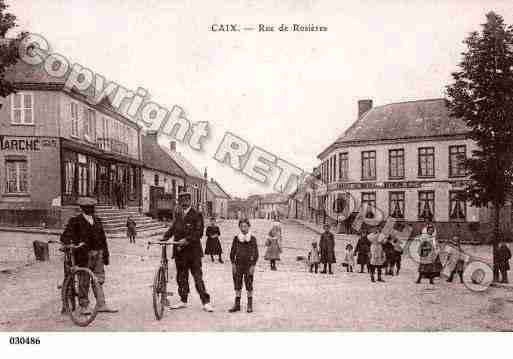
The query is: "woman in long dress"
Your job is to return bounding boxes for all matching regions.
[416,223,441,284]
[205,217,223,263]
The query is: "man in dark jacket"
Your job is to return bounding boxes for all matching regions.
[60,197,117,314]
[164,192,213,312]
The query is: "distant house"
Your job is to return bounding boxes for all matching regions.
[206,178,231,218]
[141,133,187,218]
[146,131,207,211]
[259,193,289,220]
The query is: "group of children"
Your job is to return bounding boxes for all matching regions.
[307,224,403,280]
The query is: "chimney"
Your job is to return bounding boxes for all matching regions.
[358,99,373,119]
[170,141,176,151]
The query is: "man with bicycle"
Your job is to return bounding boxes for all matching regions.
[60,197,118,314]
[164,192,214,312]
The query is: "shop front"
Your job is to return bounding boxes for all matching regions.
[60,139,142,208]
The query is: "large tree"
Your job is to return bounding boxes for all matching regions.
[446,12,513,281]
[0,0,24,98]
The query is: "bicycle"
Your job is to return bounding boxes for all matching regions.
[48,240,99,327]
[147,240,176,320]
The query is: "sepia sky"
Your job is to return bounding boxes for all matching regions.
[8,0,513,197]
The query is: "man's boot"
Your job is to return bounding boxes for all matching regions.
[228,297,241,313]
[377,270,385,282]
[218,256,224,264]
[328,264,333,274]
[247,297,253,313]
[360,265,364,273]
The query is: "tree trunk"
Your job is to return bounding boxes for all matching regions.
[493,203,501,282]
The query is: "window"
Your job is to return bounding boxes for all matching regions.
[154,174,159,186]
[418,147,435,177]
[64,161,76,195]
[88,161,97,196]
[418,191,435,221]
[129,166,137,195]
[449,191,466,221]
[70,102,79,137]
[78,164,88,196]
[389,192,405,219]
[11,92,34,125]
[83,109,96,141]
[5,159,28,193]
[338,152,348,180]
[332,155,337,182]
[361,151,376,180]
[361,192,376,218]
[172,179,177,198]
[389,149,405,179]
[449,145,466,177]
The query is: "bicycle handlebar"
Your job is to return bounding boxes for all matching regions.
[147,241,180,250]
[48,240,85,250]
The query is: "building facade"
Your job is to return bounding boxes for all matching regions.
[146,131,207,210]
[141,133,186,216]
[314,98,496,239]
[0,61,143,228]
[205,178,231,219]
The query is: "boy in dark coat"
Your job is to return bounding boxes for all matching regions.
[497,240,512,284]
[319,224,336,274]
[229,218,259,313]
[205,217,223,263]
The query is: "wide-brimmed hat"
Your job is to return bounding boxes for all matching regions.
[77,197,97,206]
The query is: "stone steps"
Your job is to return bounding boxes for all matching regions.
[95,206,167,237]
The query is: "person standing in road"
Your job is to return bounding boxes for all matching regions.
[60,197,118,314]
[126,216,137,244]
[319,224,336,274]
[205,217,223,263]
[354,229,371,273]
[264,225,282,270]
[308,241,321,273]
[368,225,386,283]
[229,218,259,313]
[163,192,214,312]
[497,239,512,284]
[416,223,440,285]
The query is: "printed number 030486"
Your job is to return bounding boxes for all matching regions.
[9,336,40,344]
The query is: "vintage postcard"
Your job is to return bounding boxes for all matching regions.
[1,1,513,354]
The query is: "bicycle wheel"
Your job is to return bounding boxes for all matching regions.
[152,266,166,320]
[61,268,99,327]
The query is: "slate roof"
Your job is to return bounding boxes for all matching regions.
[207,180,231,199]
[141,135,187,177]
[148,131,204,181]
[318,98,471,158]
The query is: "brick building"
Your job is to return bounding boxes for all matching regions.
[314,98,499,240]
[0,60,143,228]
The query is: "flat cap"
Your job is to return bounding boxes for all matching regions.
[77,197,97,206]
[178,192,192,199]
